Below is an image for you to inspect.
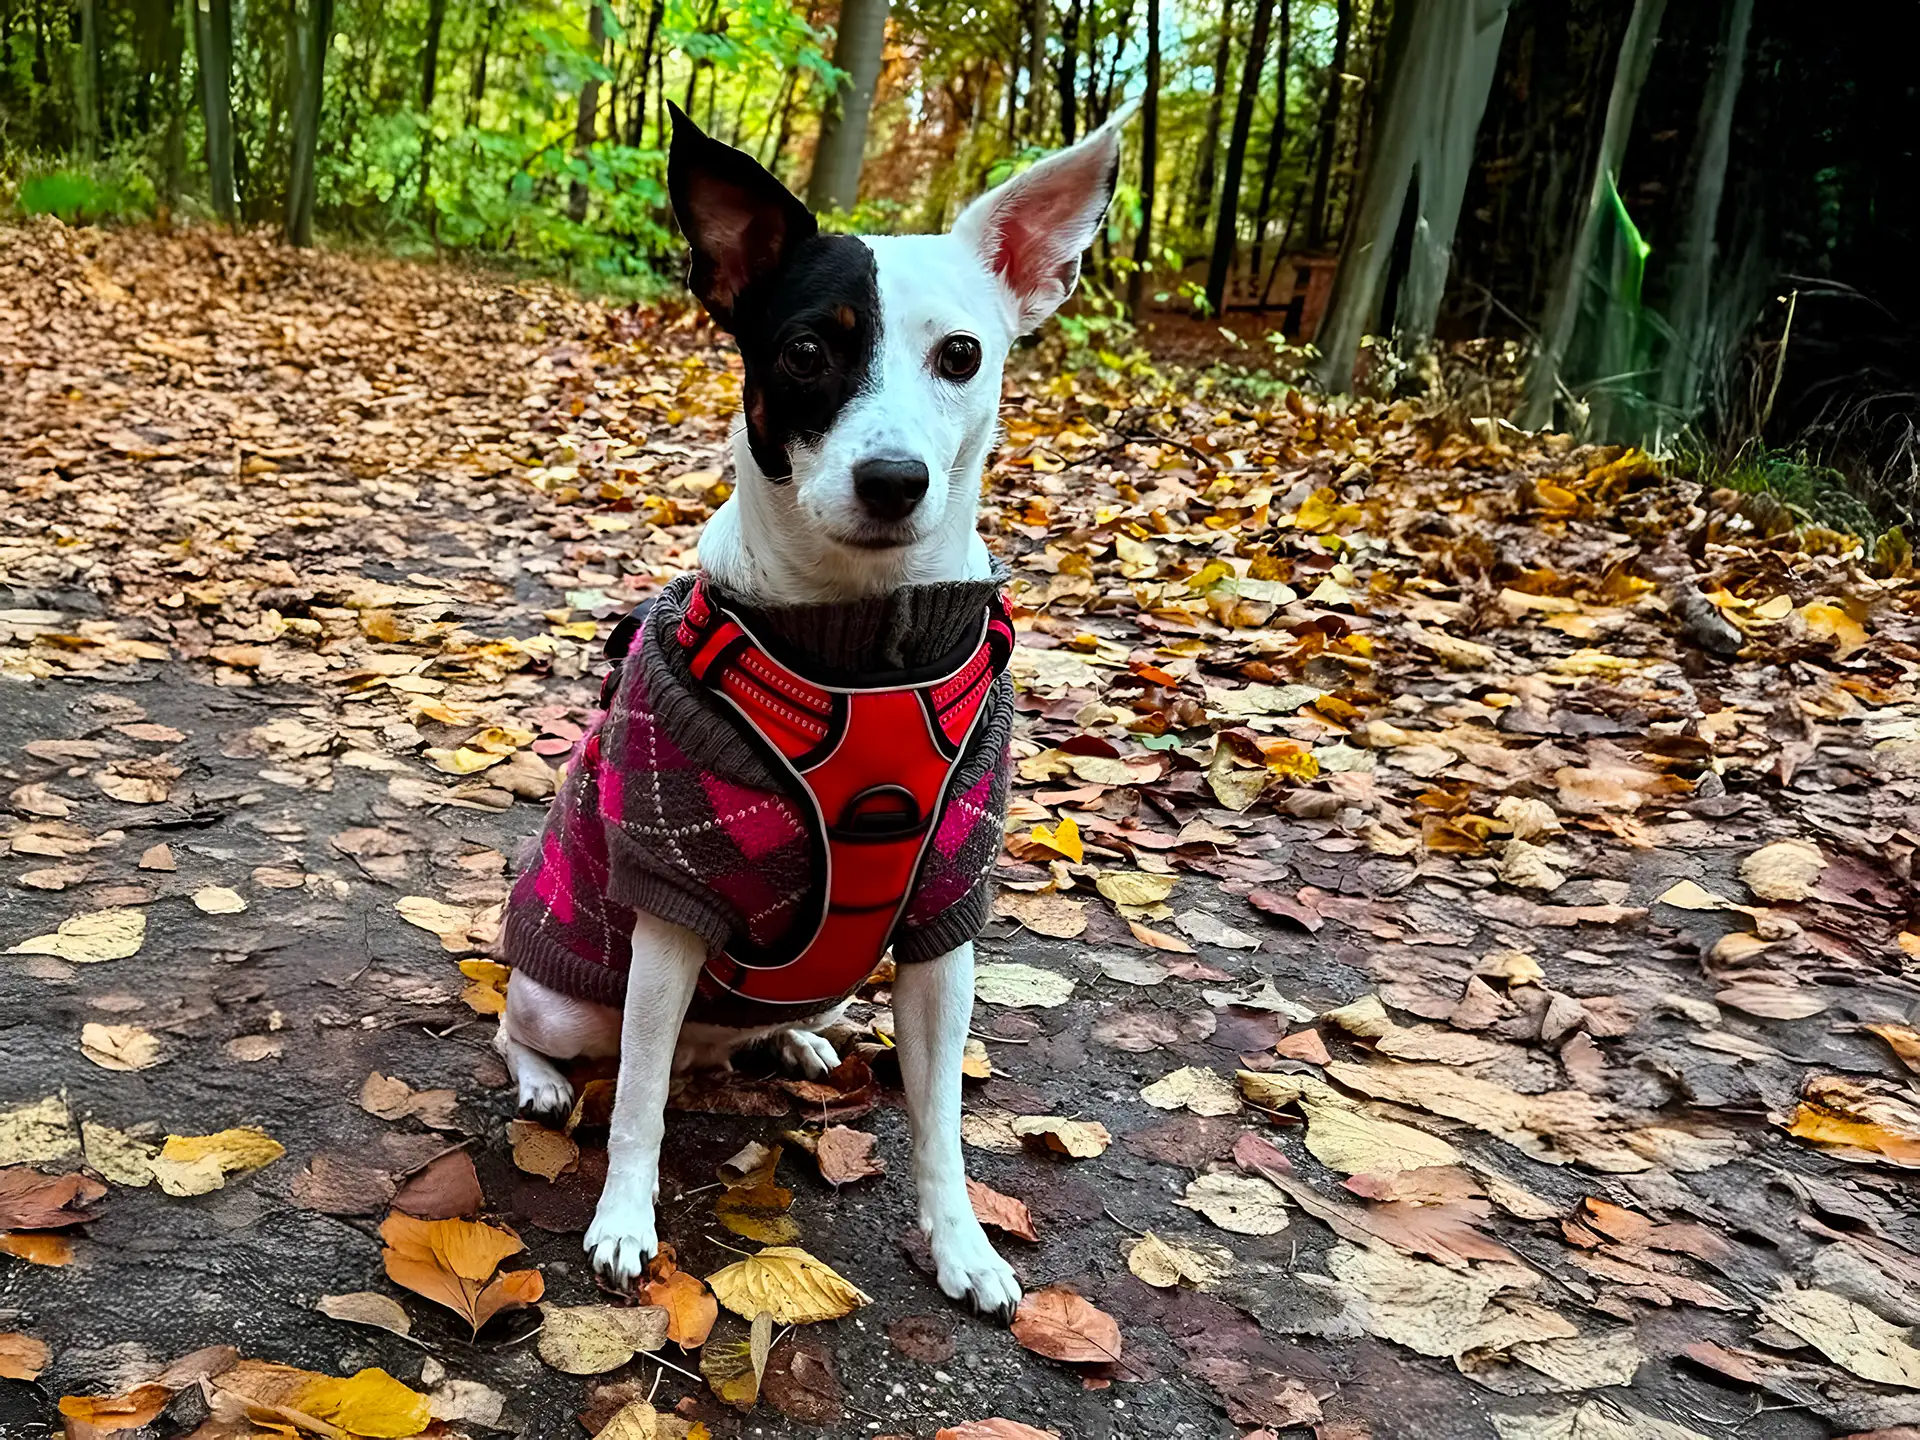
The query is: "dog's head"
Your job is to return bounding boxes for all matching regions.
[668,102,1129,557]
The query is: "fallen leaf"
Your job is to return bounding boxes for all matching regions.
[1176,1173,1290,1235]
[974,961,1077,1008]
[0,1331,49,1381]
[701,1309,773,1408]
[1125,1231,1234,1289]
[1012,1115,1112,1158]
[211,1360,433,1438]
[360,1071,460,1130]
[0,1167,106,1229]
[706,1245,871,1324]
[1011,1286,1122,1366]
[814,1126,885,1184]
[715,1181,801,1245]
[1762,1280,1920,1387]
[1865,1022,1920,1074]
[147,1127,285,1196]
[1489,1400,1714,1440]
[1095,871,1177,907]
[191,885,248,914]
[937,1424,1060,1440]
[1741,838,1827,901]
[1028,817,1083,863]
[1140,1066,1243,1117]
[380,1211,544,1334]
[7,907,146,962]
[1785,1075,1920,1167]
[718,1141,782,1188]
[992,890,1088,939]
[641,1246,719,1348]
[316,1291,414,1337]
[0,1233,72,1265]
[1327,1242,1559,1359]
[0,1095,79,1168]
[395,895,480,952]
[1239,1071,1461,1175]
[968,1177,1039,1241]
[79,1021,162,1071]
[539,1304,671,1374]
[1173,910,1263,949]
[509,1119,580,1181]
[1126,919,1195,952]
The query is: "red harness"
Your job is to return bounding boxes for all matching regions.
[669,578,1013,1013]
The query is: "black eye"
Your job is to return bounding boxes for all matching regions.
[781,336,827,380]
[936,334,981,382]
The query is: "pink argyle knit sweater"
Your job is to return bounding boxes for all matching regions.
[500,571,1013,1028]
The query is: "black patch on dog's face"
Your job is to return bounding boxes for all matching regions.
[726,236,880,480]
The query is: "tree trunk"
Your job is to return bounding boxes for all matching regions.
[1025,0,1047,140]
[1057,0,1080,144]
[1248,0,1291,304]
[192,0,237,224]
[1311,0,1511,389]
[1188,0,1233,229]
[1081,0,1100,130]
[285,0,336,246]
[627,0,664,146]
[161,0,187,207]
[74,0,100,157]
[1656,0,1753,418]
[1304,0,1350,249]
[1126,0,1160,318]
[417,0,447,218]
[568,1,606,223]
[468,2,498,124]
[807,0,888,212]
[1517,0,1667,428]
[1205,0,1273,315]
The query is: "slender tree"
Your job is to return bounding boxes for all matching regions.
[568,0,607,223]
[1127,0,1160,318]
[416,0,448,219]
[1518,0,1669,427]
[1304,0,1351,249]
[1188,0,1232,227]
[627,0,665,146]
[808,0,890,211]
[1248,0,1292,303]
[1057,0,1080,144]
[1205,0,1274,314]
[285,0,336,246]
[1025,0,1047,139]
[467,1,499,124]
[191,0,237,224]
[1081,0,1101,132]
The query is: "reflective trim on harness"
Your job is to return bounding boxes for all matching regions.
[669,577,1013,1012]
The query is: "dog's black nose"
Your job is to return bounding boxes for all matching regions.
[852,458,929,521]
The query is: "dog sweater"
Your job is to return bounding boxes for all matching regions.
[501,569,1015,1028]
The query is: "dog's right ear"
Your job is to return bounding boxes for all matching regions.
[668,102,817,330]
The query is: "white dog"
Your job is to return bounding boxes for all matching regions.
[495,101,1130,1322]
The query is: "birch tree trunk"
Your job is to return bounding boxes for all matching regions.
[1205,0,1275,315]
[1126,0,1160,319]
[285,0,336,247]
[808,0,889,211]
[1310,0,1511,390]
[1517,0,1668,429]
[1656,0,1753,418]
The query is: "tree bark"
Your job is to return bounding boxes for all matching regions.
[1248,0,1291,304]
[807,0,889,211]
[568,0,606,223]
[161,0,186,208]
[1304,0,1350,249]
[1126,0,1160,318]
[1081,0,1100,129]
[1057,0,1080,144]
[1310,0,1511,389]
[1024,0,1047,140]
[416,0,447,220]
[468,1,499,124]
[1657,0,1752,417]
[1205,0,1273,315]
[627,0,664,146]
[74,0,100,157]
[192,0,237,224]
[1188,0,1233,228]
[285,0,336,246]
[1517,0,1667,428]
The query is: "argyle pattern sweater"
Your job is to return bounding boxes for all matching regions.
[501,570,1013,1028]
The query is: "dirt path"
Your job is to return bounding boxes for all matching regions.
[3,222,1919,1440]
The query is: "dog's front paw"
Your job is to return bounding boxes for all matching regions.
[584,1191,658,1291]
[925,1211,1022,1324]
[774,1028,839,1080]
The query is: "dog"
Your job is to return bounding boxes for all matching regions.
[495,100,1131,1323]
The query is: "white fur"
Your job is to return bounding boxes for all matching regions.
[503,113,1130,1317]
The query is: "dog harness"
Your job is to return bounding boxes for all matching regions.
[659,578,1015,1012]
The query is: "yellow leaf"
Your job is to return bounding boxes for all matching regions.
[1012,1115,1112,1158]
[1027,816,1083,864]
[508,1120,580,1181]
[706,1246,871,1324]
[640,1246,720,1349]
[460,957,510,1014]
[395,896,477,952]
[80,1022,162,1071]
[714,1182,800,1245]
[293,1367,434,1438]
[379,1213,545,1334]
[1800,602,1868,655]
[7,907,146,963]
[192,885,248,914]
[701,1310,772,1409]
[1095,871,1176,907]
[537,1304,671,1374]
[148,1127,285,1196]
[1125,1232,1234,1290]
[425,746,508,774]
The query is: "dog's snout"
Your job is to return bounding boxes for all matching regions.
[852,457,930,521]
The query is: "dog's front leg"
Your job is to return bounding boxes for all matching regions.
[894,941,1022,1322]
[583,911,706,1289]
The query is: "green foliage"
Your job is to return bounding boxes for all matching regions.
[1674,439,1882,540]
[7,157,155,224]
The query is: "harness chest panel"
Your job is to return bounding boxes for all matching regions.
[671,579,1012,1013]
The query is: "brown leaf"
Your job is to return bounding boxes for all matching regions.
[0,1331,49,1382]
[391,1149,484,1219]
[1010,1286,1123,1366]
[359,1071,460,1130]
[967,1177,1039,1241]
[641,1245,719,1349]
[0,1167,106,1229]
[379,1211,542,1334]
[936,1425,1060,1440]
[814,1126,885,1185]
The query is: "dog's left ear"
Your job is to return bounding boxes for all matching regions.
[953,101,1137,335]
[668,101,817,329]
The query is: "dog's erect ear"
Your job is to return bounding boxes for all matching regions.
[668,101,817,328]
[952,101,1136,335]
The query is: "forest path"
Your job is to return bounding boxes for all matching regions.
[2,221,1916,1440]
